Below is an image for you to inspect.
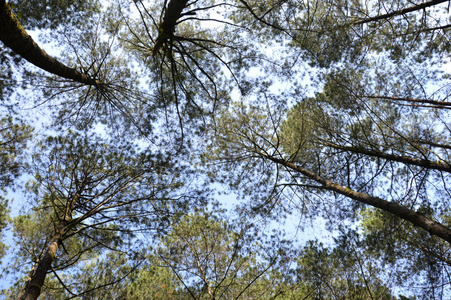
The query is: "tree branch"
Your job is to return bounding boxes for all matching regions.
[354,0,449,25]
[259,153,451,244]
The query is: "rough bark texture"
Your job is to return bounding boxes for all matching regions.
[16,230,63,300]
[263,154,451,244]
[0,0,98,85]
[152,0,189,55]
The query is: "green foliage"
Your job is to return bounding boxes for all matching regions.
[0,196,9,264]
[295,239,396,299]
[119,256,180,300]
[0,47,23,99]
[4,130,203,297]
[32,251,178,299]
[235,0,451,67]
[157,210,294,299]
[2,0,451,298]
[278,97,334,172]
[0,117,31,263]
[0,117,33,190]
[358,207,451,298]
[278,70,450,198]
[8,0,101,29]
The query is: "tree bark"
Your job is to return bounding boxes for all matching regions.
[0,0,98,85]
[367,95,451,109]
[152,0,189,55]
[354,0,449,25]
[16,228,63,300]
[325,143,451,172]
[261,153,451,244]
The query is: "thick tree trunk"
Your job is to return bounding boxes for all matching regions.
[0,0,98,85]
[152,0,189,54]
[16,229,63,300]
[262,154,451,244]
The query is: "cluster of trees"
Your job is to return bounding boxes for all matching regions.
[1,0,451,299]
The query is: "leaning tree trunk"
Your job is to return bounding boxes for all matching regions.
[262,153,451,244]
[16,228,63,300]
[354,0,449,24]
[0,0,98,85]
[324,143,451,173]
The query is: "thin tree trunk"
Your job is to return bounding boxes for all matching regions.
[261,153,451,244]
[367,95,451,108]
[184,236,216,300]
[16,228,63,300]
[324,143,451,172]
[0,0,98,85]
[354,0,448,24]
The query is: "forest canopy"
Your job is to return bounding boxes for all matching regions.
[1,0,451,299]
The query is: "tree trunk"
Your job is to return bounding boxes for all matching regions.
[325,143,451,172]
[354,0,449,25]
[367,95,451,108]
[261,153,451,244]
[0,0,98,85]
[16,229,63,300]
[152,0,189,55]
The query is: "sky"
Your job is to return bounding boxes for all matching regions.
[2,0,451,298]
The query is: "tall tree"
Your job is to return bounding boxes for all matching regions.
[205,92,451,287]
[9,131,198,300]
[357,207,451,298]
[294,237,401,299]
[2,0,451,297]
[0,117,32,264]
[157,210,294,299]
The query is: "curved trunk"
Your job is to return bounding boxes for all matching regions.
[0,0,97,85]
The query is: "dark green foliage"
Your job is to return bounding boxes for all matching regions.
[4,131,205,298]
[8,0,100,29]
[0,117,32,190]
[1,0,451,298]
[157,210,291,299]
[358,207,451,298]
[295,239,397,299]
[0,196,9,264]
